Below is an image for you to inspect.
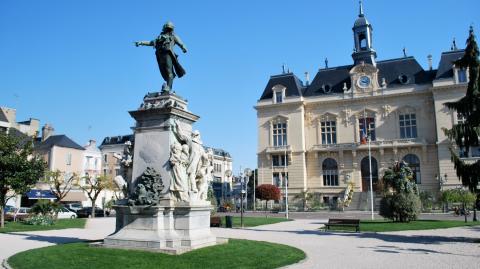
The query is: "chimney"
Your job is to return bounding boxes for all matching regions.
[304,72,310,86]
[42,124,54,141]
[88,139,96,147]
[427,54,433,71]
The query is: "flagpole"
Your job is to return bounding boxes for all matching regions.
[284,147,289,219]
[364,108,375,220]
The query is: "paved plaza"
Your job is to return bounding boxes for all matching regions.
[1,217,479,269]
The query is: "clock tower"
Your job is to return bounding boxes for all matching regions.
[352,1,377,66]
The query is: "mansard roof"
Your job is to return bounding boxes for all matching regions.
[304,64,353,97]
[435,50,465,79]
[259,73,304,101]
[100,134,134,146]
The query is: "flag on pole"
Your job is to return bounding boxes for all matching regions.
[360,129,367,145]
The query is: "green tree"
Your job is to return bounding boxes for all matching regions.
[379,161,421,222]
[441,188,476,222]
[41,170,79,203]
[80,175,113,218]
[293,189,313,211]
[443,26,480,221]
[0,131,45,228]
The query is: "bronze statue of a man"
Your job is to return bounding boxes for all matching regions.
[135,21,187,92]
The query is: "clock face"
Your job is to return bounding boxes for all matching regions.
[358,75,371,88]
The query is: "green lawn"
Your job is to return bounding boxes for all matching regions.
[8,239,305,269]
[324,219,480,232]
[231,216,291,227]
[0,218,86,233]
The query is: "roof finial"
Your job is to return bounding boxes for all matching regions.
[451,38,458,51]
[359,0,364,17]
[282,63,286,74]
[403,47,407,57]
[325,57,329,69]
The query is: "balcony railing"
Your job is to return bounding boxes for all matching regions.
[312,138,423,151]
[266,145,292,154]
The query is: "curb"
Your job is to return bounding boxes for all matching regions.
[2,259,12,269]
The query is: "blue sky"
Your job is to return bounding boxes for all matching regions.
[1,0,479,175]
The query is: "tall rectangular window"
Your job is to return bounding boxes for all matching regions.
[321,121,337,144]
[272,154,288,167]
[66,153,72,166]
[273,123,287,146]
[273,172,288,187]
[399,114,417,138]
[359,117,375,141]
[275,91,283,103]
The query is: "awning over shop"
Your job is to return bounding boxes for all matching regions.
[26,190,56,200]
[62,191,87,202]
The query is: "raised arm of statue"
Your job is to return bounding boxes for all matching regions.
[135,41,154,47]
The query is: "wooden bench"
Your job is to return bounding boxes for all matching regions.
[210,216,222,227]
[324,218,360,232]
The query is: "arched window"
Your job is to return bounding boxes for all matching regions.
[361,157,378,192]
[403,154,421,184]
[322,158,338,186]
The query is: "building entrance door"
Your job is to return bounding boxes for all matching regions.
[361,156,378,192]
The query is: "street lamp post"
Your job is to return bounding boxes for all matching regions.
[244,168,252,212]
[224,169,232,205]
[436,173,447,212]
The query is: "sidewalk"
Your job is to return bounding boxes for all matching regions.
[1,217,479,269]
[0,217,114,263]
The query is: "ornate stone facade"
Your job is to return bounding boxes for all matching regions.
[256,5,469,206]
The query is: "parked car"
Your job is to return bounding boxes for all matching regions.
[57,207,77,219]
[5,207,31,222]
[76,207,105,218]
[3,205,15,213]
[64,203,83,212]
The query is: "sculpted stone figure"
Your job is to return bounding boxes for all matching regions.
[196,149,214,201]
[135,21,187,92]
[169,142,189,201]
[172,120,205,194]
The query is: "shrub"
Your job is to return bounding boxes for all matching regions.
[31,200,60,217]
[379,161,421,222]
[419,191,434,212]
[25,215,54,226]
[380,193,421,222]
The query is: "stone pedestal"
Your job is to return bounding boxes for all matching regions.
[103,91,226,254]
[128,92,199,194]
[104,203,220,254]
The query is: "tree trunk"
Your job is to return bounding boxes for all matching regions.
[1,206,4,228]
[91,199,97,219]
[265,200,268,218]
[463,202,467,223]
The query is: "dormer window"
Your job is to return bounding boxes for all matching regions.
[398,74,409,84]
[457,68,467,83]
[322,84,332,93]
[272,84,287,104]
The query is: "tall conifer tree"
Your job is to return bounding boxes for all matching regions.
[444,26,480,221]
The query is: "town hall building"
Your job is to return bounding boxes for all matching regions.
[255,4,470,208]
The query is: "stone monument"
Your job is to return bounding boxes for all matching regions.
[103,22,224,254]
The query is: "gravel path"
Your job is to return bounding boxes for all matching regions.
[1,218,479,269]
